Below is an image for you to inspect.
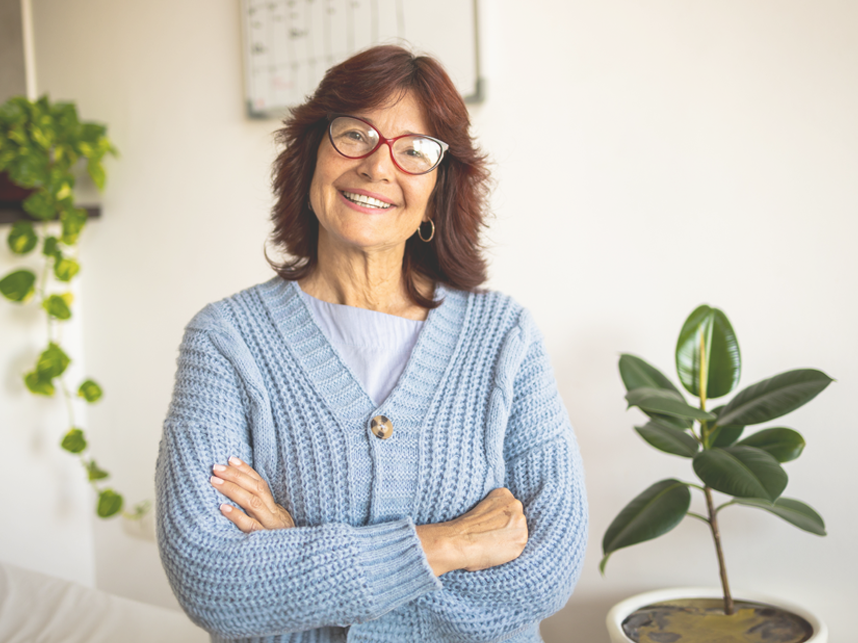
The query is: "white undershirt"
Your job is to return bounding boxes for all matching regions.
[299,286,424,407]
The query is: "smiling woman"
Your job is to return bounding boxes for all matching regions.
[156,45,588,643]
[268,45,491,312]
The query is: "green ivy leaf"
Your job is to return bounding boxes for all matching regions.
[60,207,87,244]
[97,489,124,518]
[7,221,38,255]
[9,152,49,188]
[60,427,87,453]
[24,370,55,396]
[22,189,56,220]
[42,235,61,258]
[42,293,73,320]
[87,157,106,190]
[78,379,103,403]
[0,269,37,302]
[36,342,70,379]
[54,257,80,282]
[85,459,109,481]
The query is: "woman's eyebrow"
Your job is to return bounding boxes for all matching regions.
[353,114,423,137]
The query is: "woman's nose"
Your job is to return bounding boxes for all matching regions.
[358,143,396,181]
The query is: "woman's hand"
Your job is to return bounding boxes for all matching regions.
[210,457,295,532]
[416,488,528,576]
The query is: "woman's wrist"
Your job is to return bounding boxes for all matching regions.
[415,523,461,577]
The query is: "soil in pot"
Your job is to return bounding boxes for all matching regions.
[622,598,813,643]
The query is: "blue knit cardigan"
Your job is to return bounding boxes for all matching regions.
[156,277,588,643]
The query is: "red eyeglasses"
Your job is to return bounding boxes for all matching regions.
[327,115,449,175]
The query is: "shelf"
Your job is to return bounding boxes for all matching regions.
[0,205,101,225]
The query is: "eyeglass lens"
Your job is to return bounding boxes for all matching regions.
[329,116,444,174]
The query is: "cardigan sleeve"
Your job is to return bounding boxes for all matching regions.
[155,310,441,639]
[416,312,589,642]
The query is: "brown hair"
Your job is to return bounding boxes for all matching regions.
[268,45,491,308]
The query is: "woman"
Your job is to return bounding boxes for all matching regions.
[156,45,587,643]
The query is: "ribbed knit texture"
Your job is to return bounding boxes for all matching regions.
[156,277,588,643]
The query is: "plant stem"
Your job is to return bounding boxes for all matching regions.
[699,331,708,411]
[60,376,76,427]
[704,486,734,615]
[715,500,738,514]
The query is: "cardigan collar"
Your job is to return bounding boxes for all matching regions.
[257,277,472,425]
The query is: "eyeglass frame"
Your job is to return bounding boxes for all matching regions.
[326,114,449,176]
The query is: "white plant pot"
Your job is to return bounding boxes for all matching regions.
[606,587,828,643]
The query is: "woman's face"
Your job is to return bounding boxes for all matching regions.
[309,92,438,258]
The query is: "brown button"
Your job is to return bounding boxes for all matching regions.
[370,415,393,440]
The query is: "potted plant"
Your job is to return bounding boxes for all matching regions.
[601,305,831,643]
[0,94,148,520]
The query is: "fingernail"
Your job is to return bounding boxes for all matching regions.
[220,504,232,513]
[213,464,226,472]
[228,457,243,466]
[210,476,224,485]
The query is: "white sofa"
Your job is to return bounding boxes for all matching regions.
[0,561,208,643]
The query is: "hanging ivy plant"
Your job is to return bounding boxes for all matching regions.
[0,95,148,520]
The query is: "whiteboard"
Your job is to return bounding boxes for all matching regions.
[240,0,482,118]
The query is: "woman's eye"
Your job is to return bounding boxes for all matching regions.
[404,146,426,159]
[344,130,365,142]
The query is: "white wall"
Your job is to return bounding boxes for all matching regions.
[0,0,94,587]
[19,0,858,639]
[0,251,96,586]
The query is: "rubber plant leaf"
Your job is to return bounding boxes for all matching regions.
[600,479,691,574]
[734,497,826,536]
[647,413,693,431]
[693,446,788,501]
[619,354,683,397]
[736,427,805,463]
[625,387,716,422]
[635,421,700,458]
[708,405,744,447]
[717,369,833,427]
[675,305,741,400]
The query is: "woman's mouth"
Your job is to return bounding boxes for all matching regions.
[341,191,394,210]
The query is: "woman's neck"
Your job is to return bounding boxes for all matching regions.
[298,244,431,321]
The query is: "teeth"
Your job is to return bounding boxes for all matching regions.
[343,192,393,209]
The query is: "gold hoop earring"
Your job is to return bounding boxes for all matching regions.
[418,218,435,242]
